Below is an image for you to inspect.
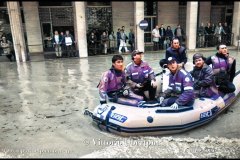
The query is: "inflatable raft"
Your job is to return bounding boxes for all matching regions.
[85,63,240,136]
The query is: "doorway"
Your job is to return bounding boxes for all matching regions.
[42,22,53,51]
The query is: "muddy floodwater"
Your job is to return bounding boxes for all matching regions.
[0,50,240,158]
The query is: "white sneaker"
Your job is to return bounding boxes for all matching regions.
[119,51,122,54]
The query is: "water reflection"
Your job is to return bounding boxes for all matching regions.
[78,58,96,108]
[17,62,35,121]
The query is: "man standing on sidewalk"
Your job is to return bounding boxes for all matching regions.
[152,25,160,51]
[52,30,63,58]
[63,30,76,57]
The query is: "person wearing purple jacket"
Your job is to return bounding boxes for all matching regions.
[125,50,157,101]
[205,44,236,94]
[159,57,195,109]
[98,55,143,107]
[190,53,219,98]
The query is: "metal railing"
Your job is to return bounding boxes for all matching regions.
[87,39,117,55]
[42,41,78,57]
[143,36,186,51]
[196,33,234,48]
[87,39,135,55]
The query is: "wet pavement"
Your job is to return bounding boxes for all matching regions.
[0,49,240,158]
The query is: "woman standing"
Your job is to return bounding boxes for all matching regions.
[101,31,109,54]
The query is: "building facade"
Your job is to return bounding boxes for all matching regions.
[0,1,239,62]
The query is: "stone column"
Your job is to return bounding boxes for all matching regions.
[7,1,27,62]
[186,2,198,50]
[74,2,88,58]
[134,2,144,52]
[232,2,240,47]
[22,1,43,53]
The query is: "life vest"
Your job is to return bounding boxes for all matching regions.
[97,68,125,92]
[211,55,235,84]
[210,55,235,75]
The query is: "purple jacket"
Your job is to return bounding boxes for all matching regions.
[125,61,156,88]
[205,52,236,82]
[162,68,194,105]
[190,63,219,98]
[98,68,125,102]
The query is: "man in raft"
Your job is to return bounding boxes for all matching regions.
[159,57,195,109]
[98,54,143,107]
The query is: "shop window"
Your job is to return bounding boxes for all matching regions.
[86,7,112,32]
[144,2,157,43]
[144,17,157,43]
[211,1,234,5]
[0,9,9,24]
[179,2,187,6]
[179,6,186,33]
[144,1,157,16]
[0,9,24,24]
[0,2,6,6]
[51,8,73,26]
[227,9,233,13]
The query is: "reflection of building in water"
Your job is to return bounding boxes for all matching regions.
[67,69,77,85]
[17,63,35,123]
[56,61,64,97]
[78,59,96,108]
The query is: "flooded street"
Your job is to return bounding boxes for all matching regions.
[0,50,240,158]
